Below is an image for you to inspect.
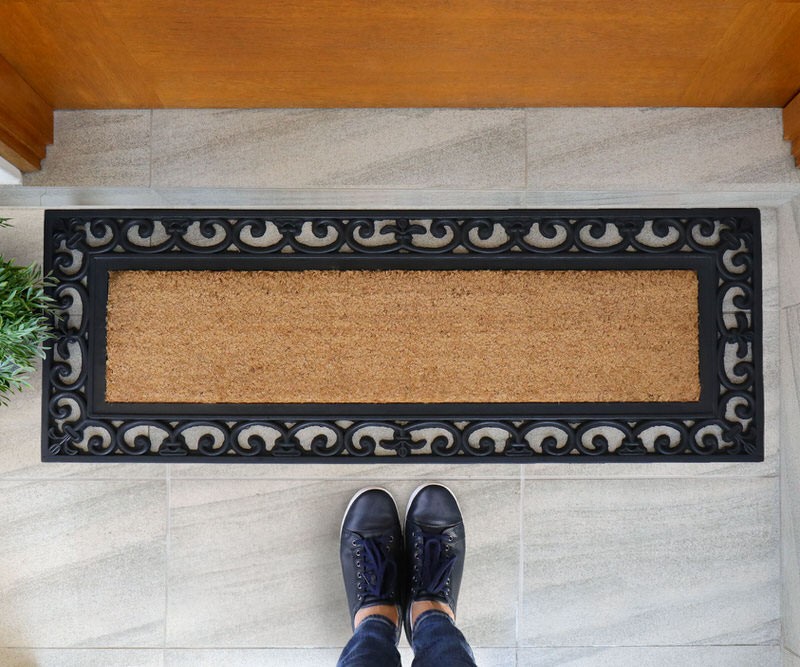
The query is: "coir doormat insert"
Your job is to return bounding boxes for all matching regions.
[106,269,701,404]
[42,209,763,463]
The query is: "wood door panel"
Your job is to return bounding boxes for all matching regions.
[0,0,796,108]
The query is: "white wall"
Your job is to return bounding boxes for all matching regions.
[0,155,21,185]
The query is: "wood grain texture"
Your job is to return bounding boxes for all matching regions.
[683,2,800,106]
[0,0,798,109]
[785,91,800,166]
[0,53,52,171]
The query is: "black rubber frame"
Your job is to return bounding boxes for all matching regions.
[41,208,763,463]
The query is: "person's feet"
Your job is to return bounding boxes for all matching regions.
[340,487,403,642]
[404,483,466,643]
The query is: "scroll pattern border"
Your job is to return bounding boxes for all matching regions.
[41,209,762,462]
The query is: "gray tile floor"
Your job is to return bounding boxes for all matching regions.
[0,205,788,666]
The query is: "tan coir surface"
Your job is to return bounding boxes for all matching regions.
[105,269,700,404]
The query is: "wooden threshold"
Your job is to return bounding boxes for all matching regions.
[0,53,52,172]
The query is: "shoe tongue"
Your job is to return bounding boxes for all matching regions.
[422,538,455,595]
[418,521,459,534]
[359,536,397,599]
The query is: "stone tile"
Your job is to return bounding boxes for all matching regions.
[518,646,781,666]
[779,197,800,309]
[0,208,44,265]
[21,186,798,210]
[151,109,526,189]
[0,649,164,667]
[165,649,340,666]
[24,111,151,187]
[761,207,779,313]
[782,306,800,655]
[761,300,781,475]
[153,186,527,208]
[40,187,169,207]
[0,185,46,206]
[166,479,518,647]
[169,462,520,480]
[527,108,800,191]
[785,649,800,667]
[520,477,779,646]
[165,648,514,666]
[46,185,525,209]
[164,479,360,648]
[523,190,797,208]
[399,647,515,666]
[0,480,167,647]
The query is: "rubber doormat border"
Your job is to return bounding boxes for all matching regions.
[41,208,763,463]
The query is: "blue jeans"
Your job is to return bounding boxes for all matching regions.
[337,610,477,667]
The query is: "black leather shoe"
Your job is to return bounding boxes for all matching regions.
[404,483,466,643]
[340,487,403,642]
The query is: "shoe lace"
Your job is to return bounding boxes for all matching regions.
[354,535,396,600]
[418,530,456,596]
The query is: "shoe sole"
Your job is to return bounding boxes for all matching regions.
[340,486,401,537]
[404,482,462,526]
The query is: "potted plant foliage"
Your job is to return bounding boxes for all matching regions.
[0,218,56,405]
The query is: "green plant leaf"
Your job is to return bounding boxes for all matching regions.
[0,220,57,404]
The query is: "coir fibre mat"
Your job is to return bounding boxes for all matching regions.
[105,269,699,404]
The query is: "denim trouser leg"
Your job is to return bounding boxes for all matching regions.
[411,610,477,667]
[337,615,402,667]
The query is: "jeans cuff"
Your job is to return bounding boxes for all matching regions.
[359,614,398,631]
[359,612,401,644]
[413,609,454,630]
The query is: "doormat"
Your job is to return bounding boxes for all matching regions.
[41,209,763,463]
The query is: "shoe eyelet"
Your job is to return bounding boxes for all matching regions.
[357,572,362,578]
[357,594,362,601]
[352,540,358,546]
[355,549,361,556]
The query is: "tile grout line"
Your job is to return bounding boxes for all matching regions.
[777,210,785,654]
[517,466,525,652]
[783,300,800,656]
[523,110,529,193]
[163,463,171,650]
[132,473,779,482]
[779,305,788,656]
[22,184,800,196]
[0,643,778,650]
[0,470,780,483]
[779,406,785,651]
[148,110,153,189]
